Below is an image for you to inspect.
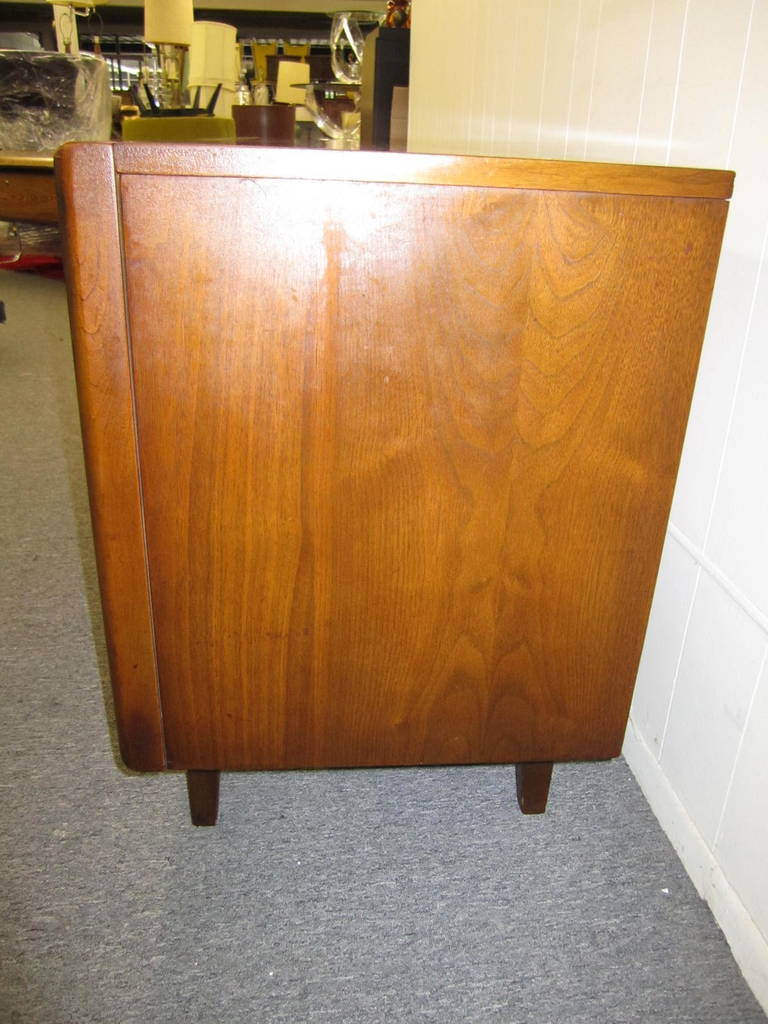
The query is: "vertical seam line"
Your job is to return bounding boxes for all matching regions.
[726,0,755,168]
[702,212,768,551]
[665,0,690,165]
[564,0,583,159]
[713,643,768,848]
[536,0,554,156]
[658,564,701,762]
[583,0,604,159]
[633,0,656,164]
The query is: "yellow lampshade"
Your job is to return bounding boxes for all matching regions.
[188,21,239,88]
[274,60,310,104]
[144,0,194,46]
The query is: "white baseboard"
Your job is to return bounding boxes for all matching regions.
[622,717,768,1015]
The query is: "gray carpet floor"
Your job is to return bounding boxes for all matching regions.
[1,269,765,1024]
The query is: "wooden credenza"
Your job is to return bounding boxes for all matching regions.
[56,143,732,824]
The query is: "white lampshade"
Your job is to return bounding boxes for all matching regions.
[274,60,310,104]
[188,21,239,88]
[144,0,194,46]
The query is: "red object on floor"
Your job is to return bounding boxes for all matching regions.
[1,255,63,279]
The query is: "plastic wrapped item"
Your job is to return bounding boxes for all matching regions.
[0,33,42,50]
[0,219,62,275]
[0,219,61,260]
[0,51,112,153]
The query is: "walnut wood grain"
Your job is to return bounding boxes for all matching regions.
[117,168,725,771]
[56,143,730,802]
[55,145,165,771]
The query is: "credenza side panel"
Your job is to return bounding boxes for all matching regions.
[56,147,166,770]
[118,172,727,770]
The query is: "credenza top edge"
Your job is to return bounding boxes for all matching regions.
[56,141,735,201]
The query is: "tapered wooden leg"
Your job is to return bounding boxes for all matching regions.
[186,770,220,826]
[515,761,553,814]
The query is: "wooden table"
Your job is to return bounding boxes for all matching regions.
[0,152,57,224]
[57,142,733,825]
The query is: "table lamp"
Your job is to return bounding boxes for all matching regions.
[144,0,193,108]
[187,21,239,117]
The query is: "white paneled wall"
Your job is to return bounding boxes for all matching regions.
[409,0,768,1009]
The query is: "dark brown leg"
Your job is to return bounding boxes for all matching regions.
[515,761,553,814]
[186,770,220,826]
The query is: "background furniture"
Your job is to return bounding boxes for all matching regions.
[360,27,410,150]
[231,104,296,146]
[56,143,731,824]
[0,151,60,273]
[0,151,57,223]
[121,115,235,142]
